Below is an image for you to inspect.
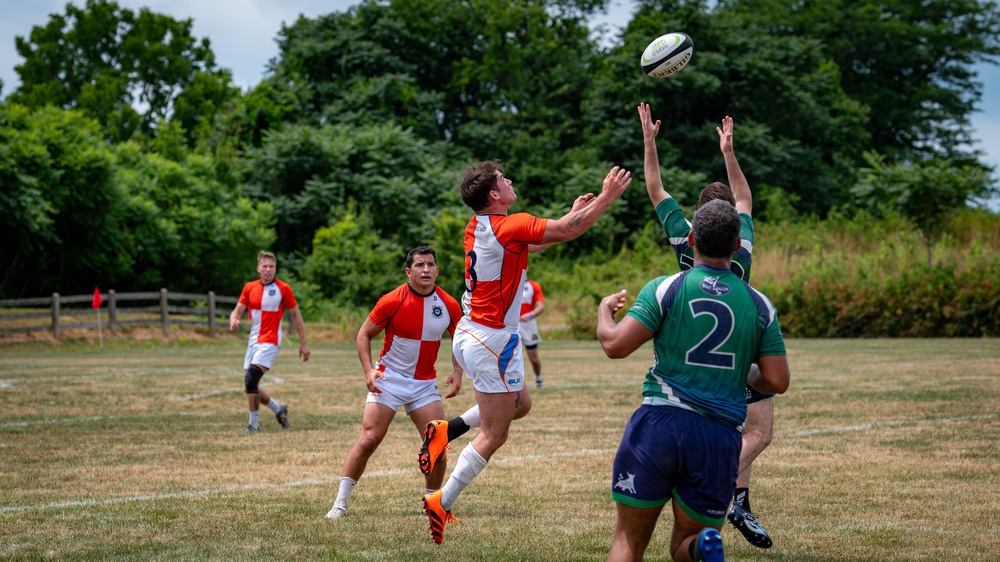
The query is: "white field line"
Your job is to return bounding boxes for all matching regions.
[0,448,614,513]
[783,413,995,437]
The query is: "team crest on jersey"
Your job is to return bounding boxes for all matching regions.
[614,472,636,494]
[268,288,276,297]
[700,276,730,296]
[432,305,443,318]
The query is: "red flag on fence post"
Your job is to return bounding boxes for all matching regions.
[92,287,103,309]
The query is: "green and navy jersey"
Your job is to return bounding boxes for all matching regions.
[626,265,786,428]
[656,198,755,282]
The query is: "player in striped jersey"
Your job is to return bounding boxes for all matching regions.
[639,103,777,549]
[229,251,310,432]
[597,200,790,562]
[420,159,632,544]
[325,246,463,521]
[518,278,546,389]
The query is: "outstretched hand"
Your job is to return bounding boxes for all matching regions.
[602,166,632,200]
[638,103,661,142]
[717,115,734,154]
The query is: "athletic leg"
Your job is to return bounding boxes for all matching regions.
[607,503,663,562]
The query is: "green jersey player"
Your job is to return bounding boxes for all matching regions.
[597,200,790,562]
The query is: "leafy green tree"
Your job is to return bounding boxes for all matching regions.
[113,143,276,293]
[725,0,1000,165]
[0,102,126,299]
[12,0,238,143]
[852,151,994,267]
[583,0,870,220]
[300,206,404,306]
[243,121,456,256]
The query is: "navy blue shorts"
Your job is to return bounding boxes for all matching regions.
[745,385,775,404]
[611,405,740,526]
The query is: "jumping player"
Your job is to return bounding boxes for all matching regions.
[639,103,777,548]
[596,199,791,562]
[419,160,631,544]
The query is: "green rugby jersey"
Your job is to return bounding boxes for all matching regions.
[656,197,754,282]
[626,265,786,428]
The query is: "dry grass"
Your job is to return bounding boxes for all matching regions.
[1,338,998,561]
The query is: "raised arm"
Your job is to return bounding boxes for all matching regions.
[718,116,751,216]
[638,103,671,209]
[540,166,631,244]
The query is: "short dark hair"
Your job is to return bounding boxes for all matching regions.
[695,182,735,210]
[457,159,504,212]
[406,245,436,267]
[691,199,740,258]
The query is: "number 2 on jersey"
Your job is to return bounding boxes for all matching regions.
[685,299,735,369]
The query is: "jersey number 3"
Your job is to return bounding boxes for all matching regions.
[466,250,478,292]
[685,299,735,369]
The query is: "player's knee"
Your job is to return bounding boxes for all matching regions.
[244,365,265,393]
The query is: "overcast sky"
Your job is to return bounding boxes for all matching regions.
[1,0,998,204]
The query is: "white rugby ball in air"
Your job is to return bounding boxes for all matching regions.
[641,32,694,78]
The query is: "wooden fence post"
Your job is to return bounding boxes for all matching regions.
[207,291,216,337]
[160,288,169,335]
[51,293,60,339]
[108,290,117,333]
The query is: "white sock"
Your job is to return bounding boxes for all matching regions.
[248,411,259,427]
[460,404,481,428]
[334,477,357,509]
[440,444,488,511]
[266,399,282,414]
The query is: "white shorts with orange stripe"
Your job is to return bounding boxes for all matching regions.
[452,317,525,393]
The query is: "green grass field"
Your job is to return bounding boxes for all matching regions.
[1,338,998,561]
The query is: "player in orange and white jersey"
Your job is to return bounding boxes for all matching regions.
[518,278,546,389]
[229,251,310,432]
[418,159,632,545]
[325,246,463,521]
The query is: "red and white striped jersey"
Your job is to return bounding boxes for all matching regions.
[370,283,462,380]
[238,279,298,346]
[463,213,548,330]
[520,279,544,315]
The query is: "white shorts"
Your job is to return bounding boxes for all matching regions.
[518,318,542,347]
[366,366,442,414]
[244,343,280,370]
[452,317,525,393]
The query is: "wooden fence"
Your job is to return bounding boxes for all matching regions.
[0,289,239,338]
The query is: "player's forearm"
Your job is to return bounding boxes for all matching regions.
[723,150,752,212]
[644,139,669,205]
[356,339,375,373]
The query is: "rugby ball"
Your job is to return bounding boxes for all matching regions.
[641,32,694,78]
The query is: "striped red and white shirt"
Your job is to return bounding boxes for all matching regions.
[462,213,548,330]
[520,279,544,316]
[238,279,298,346]
[370,283,462,380]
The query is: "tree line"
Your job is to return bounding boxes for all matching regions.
[1,0,998,303]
